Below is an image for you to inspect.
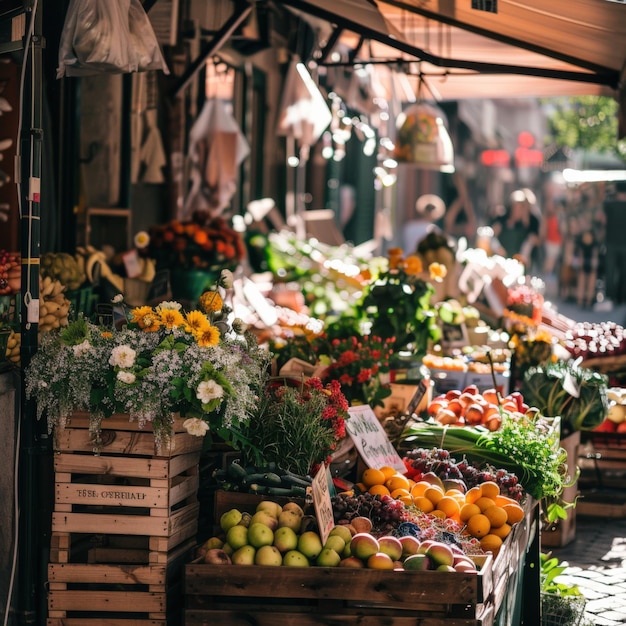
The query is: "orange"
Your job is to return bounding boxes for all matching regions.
[379,466,398,481]
[445,488,466,499]
[494,495,519,507]
[430,509,446,519]
[411,481,431,497]
[466,513,491,538]
[355,482,368,493]
[413,496,435,514]
[398,495,414,507]
[386,474,411,493]
[480,481,501,499]
[465,486,482,504]
[362,468,386,487]
[483,506,508,529]
[474,496,497,512]
[490,523,512,540]
[390,488,411,499]
[437,496,461,518]
[480,533,503,555]
[368,484,390,497]
[424,486,444,506]
[502,503,525,525]
[459,503,481,523]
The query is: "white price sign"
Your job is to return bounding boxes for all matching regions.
[346,405,405,472]
[311,466,335,546]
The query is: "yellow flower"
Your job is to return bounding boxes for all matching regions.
[130,306,162,332]
[159,308,185,329]
[194,324,221,347]
[428,262,447,283]
[185,310,210,334]
[199,290,223,314]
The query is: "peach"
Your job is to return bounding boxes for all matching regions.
[350,533,380,561]
[425,542,455,568]
[367,552,395,570]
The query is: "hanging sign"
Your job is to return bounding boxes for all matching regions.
[346,405,405,472]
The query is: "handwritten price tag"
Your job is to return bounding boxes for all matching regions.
[312,466,335,546]
[346,405,405,472]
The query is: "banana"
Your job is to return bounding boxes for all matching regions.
[97,261,124,292]
[85,251,107,284]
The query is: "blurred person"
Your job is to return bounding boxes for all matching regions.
[573,213,600,309]
[444,172,477,245]
[402,194,445,254]
[491,189,541,268]
[559,213,580,301]
[541,197,565,276]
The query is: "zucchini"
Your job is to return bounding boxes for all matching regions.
[242,472,283,487]
[226,460,249,482]
[248,483,269,495]
[280,474,312,489]
[266,485,307,497]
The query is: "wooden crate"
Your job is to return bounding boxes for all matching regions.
[579,432,626,491]
[47,412,203,625]
[185,496,538,626]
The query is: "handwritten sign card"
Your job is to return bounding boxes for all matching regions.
[346,405,405,473]
[312,465,335,545]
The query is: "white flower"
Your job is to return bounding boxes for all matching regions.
[72,339,91,357]
[183,418,210,437]
[219,269,234,289]
[112,294,124,304]
[156,301,182,312]
[109,345,137,368]
[196,379,224,404]
[117,370,136,384]
[134,230,150,249]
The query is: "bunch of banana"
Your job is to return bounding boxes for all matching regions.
[39,275,70,332]
[5,330,20,366]
[40,252,87,291]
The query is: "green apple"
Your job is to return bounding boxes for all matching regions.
[255,544,283,566]
[328,525,353,544]
[273,526,299,553]
[256,500,283,518]
[232,544,256,565]
[249,510,279,531]
[247,522,274,548]
[277,510,302,531]
[323,534,346,554]
[226,524,249,551]
[316,547,341,567]
[219,508,243,532]
[282,550,310,567]
[297,531,323,560]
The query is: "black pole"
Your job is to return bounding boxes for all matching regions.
[17,1,44,624]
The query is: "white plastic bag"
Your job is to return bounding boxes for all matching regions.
[57,0,168,78]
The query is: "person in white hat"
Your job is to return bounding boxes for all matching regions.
[402,194,445,254]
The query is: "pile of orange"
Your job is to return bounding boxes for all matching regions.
[358,468,525,558]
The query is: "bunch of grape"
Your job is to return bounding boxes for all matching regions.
[332,492,414,535]
[404,447,524,502]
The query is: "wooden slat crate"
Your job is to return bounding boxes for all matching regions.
[185,494,538,626]
[579,432,626,492]
[47,412,203,626]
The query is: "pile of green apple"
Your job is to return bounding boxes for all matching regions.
[198,499,480,573]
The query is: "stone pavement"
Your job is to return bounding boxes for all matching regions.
[549,514,626,625]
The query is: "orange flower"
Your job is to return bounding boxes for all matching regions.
[429,262,447,283]
[130,306,162,332]
[403,255,423,275]
[185,310,210,335]
[159,307,185,329]
[199,291,223,314]
[194,324,221,347]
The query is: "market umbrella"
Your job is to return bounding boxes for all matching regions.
[182,97,250,218]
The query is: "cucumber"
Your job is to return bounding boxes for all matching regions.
[281,468,313,483]
[280,474,312,489]
[226,460,249,482]
[242,472,283,487]
[248,483,269,495]
[267,485,307,497]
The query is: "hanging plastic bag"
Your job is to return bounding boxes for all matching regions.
[128,0,169,74]
[57,0,168,78]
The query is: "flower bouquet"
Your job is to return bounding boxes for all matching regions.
[25,270,270,452]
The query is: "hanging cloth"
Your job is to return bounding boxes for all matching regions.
[182,98,250,219]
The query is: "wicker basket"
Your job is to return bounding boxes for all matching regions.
[541,592,586,626]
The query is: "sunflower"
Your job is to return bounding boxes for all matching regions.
[130,306,162,332]
[159,308,185,329]
[185,310,210,335]
[194,324,221,347]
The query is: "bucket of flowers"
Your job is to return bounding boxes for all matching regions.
[25,269,271,453]
[145,211,246,303]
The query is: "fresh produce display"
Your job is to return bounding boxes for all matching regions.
[4,330,19,365]
[40,252,87,291]
[401,408,568,504]
[0,250,20,295]
[214,460,312,498]
[591,387,626,433]
[521,360,609,435]
[200,497,487,571]
[563,321,626,359]
[424,385,525,430]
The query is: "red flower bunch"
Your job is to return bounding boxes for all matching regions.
[317,334,395,408]
[505,283,544,326]
[147,213,245,271]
